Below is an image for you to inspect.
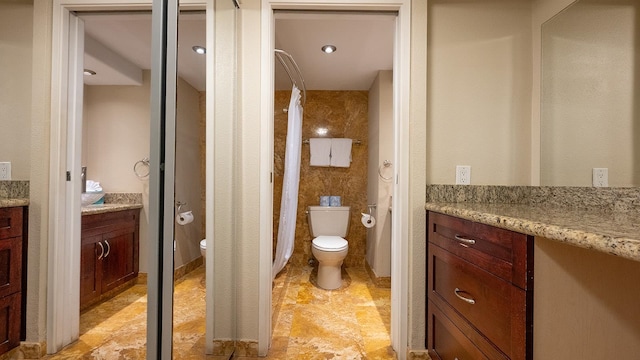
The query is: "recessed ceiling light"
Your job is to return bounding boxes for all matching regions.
[192,45,206,55]
[84,69,96,76]
[321,45,337,54]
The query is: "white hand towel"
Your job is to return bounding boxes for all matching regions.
[330,138,353,167]
[309,138,332,166]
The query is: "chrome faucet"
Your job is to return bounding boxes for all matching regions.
[81,166,87,193]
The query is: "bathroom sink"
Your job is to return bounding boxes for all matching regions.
[81,192,104,206]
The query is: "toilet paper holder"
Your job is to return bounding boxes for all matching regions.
[176,201,188,212]
[366,204,376,215]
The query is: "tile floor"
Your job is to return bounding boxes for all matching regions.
[41,263,394,359]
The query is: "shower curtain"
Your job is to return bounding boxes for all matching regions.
[272,85,303,279]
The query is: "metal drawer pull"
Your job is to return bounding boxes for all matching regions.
[454,235,476,245]
[454,288,476,305]
[97,241,105,260]
[104,240,111,258]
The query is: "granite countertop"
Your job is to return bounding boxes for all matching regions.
[0,198,29,208]
[425,202,640,262]
[82,203,143,215]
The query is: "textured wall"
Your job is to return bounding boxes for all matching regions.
[427,0,533,185]
[0,1,33,180]
[84,72,203,270]
[274,90,369,267]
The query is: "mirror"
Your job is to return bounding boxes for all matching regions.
[541,0,640,187]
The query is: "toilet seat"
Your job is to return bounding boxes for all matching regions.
[312,236,348,252]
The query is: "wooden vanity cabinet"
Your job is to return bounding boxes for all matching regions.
[81,209,139,310]
[0,206,27,356]
[427,211,534,360]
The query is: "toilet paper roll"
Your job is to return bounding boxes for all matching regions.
[361,213,376,228]
[176,211,194,225]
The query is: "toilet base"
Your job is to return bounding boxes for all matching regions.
[317,261,344,290]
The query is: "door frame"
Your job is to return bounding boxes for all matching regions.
[48,0,209,354]
[259,0,411,356]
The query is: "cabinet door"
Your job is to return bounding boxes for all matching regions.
[80,234,102,307]
[0,292,21,355]
[101,226,137,293]
[428,300,491,360]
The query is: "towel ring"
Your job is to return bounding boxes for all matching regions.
[133,157,150,179]
[378,160,393,182]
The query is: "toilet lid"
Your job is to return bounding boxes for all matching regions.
[313,236,348,252]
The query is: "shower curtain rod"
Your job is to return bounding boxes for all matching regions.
[275,49,307,106]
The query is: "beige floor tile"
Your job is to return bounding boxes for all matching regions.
[43,263,393,359]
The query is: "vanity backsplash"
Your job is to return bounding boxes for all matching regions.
[0,181,29,199]
[103,192,142,205]
[426,185,640,212]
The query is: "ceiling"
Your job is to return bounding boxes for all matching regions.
[80,11,395,92]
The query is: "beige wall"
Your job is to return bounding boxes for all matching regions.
[366,71,393,278]
[174,77,205,267]
[273,90,369,268]
[541,0,640,186]
[0,0,33,180]
[530,0,577,184]
[84,71,203,271]
[534,237,640,358]
[427,0,533,185]
[84,72,152,273]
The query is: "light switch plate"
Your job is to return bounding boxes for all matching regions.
[0,162,11,180]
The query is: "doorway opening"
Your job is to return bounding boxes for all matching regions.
[270,11,396,357]
[259,0,411,356]
[47,1,212,356]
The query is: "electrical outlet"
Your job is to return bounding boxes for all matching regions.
[456,165,471,185]
[0,162,11,180]
[592,168,608,187]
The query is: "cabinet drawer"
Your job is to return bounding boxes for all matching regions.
[0,208,22,240]
[428,300,504,360]
[428,212,532,289]
[0,237,22,298]
[82,209,139,237]
[429,243,526,359]
[0,292,21,355]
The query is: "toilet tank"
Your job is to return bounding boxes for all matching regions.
[307,206,350,237]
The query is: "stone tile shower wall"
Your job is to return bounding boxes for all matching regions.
[274,90,369,267]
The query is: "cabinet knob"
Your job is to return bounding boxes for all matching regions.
[454,287,476,305]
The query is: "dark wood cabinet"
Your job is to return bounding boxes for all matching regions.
[0,206,27,356]
[427,211,534,360]
[81,208,139,310]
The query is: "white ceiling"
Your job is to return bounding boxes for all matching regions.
[81,12,206,91]
[274,12,395,90]
[80,10,395,92]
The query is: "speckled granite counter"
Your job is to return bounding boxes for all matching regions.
[425,202,640,262]
[0,181,29,208]
[82,203,143,215]
[0,198,29,208]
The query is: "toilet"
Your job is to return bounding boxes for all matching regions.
[307,205,350,290]
[200,239,206,259]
